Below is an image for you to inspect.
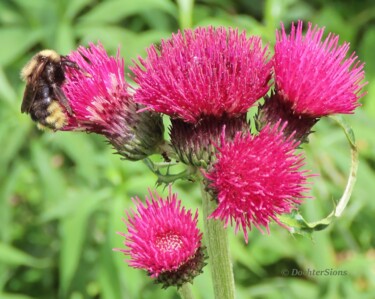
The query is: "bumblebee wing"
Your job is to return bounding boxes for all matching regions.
[21,83,37,113]
[21,59,47,113]
[53,84,73,115]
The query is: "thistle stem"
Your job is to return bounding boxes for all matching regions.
[200,178,235,299]
[278,117,359,231]
[178,283,195,299]
[177,0,194,29]
[329,116,359,217]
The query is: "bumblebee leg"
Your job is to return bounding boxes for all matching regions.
[61,59,80,70]
[61,57,92,78]
[53,85,73,115]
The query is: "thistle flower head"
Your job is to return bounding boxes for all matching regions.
[205,123,310,242]
[117,188,205,287]
[170,115,249,167]
[63,42,130,132]
[274,21,366,117]
[133,26,272,123]
[256,93,319,143]
[61,42,164,160]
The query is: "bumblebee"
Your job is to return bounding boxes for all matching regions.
[21,49,81,130]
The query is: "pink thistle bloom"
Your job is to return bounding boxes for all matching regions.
[205,123,310,242]
[61,43,164,160]
[274,21,367,117]
[117,188,203,279]
[132,26,272,123]
[63,42,130,133]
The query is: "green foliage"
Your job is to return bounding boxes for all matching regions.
[1,0,375,298]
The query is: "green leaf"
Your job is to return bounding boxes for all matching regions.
[51,133,100,186]
[278,211,334,238]
[0,243,48,268]
[59,190,108,297]
[350,110,375,159]
[63,0,94,19]
[55,21,75,54]
[76,26,170,62]
[0,2,23,25]
[362,77,375,119]
[359,28,375,79]
[30,140,67,202]
[99,238,122,299]
[312,5,356,42]
[0,123,30,180]
[110,192,145,298]
[0,67,18,105]
[0,293,36,299]
[0,162,25,243]
[78,0,177,25]
[0,28,44,66]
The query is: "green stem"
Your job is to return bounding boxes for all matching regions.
[334,145,358,216]
[200,179,235,299]
[330,116,359,217]
[278,116,360,233]
[178,283,195,299]
[177,0,194,29]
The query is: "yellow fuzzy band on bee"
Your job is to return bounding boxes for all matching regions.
[53,116,67,129]
[45,116,67,129]
[45,102,67,129]
[37,123,48,131]
[20,50,61,80]
[46,111,67,128]
[47,101,61,113]
[38,50,61,62]
[21,59,38,81]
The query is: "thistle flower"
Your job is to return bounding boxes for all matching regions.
[205,123,310,242]
[132,26,272,123]
[62,42,164,160]
[274,21,366,116]
[116,188,206,288]
[257,21,366,141]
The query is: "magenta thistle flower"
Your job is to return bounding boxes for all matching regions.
[274,21,366,117]
[132,26,272,123]
[62,42,130,131]
[61,42,164,160]
[116,188,206,287]
[205,123,310,242]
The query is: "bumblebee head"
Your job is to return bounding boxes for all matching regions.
[21,49,61,81]
[37,50,61,62]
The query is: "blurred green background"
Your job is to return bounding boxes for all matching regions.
[1,0,375,298]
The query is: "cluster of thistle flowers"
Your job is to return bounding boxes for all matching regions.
[57,21,365,288]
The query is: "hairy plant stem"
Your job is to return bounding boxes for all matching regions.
[177,0,194,29]
[178,283,195,299]
[200,178,235,299]
[279,116,359,232]
[330,115,359,217]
